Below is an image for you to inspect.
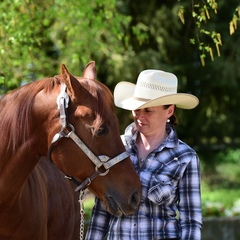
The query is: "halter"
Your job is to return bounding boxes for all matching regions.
[48,83,129,192]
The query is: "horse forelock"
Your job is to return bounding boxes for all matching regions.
[0,77,62,154]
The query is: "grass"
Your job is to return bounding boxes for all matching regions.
[201,161,240,216]
[202,187,240,208]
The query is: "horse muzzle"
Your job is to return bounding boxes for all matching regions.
[103,188,141,216]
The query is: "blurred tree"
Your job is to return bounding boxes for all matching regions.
[114,0,240,168]
[0,0,58,90]
[0,0,130,92]
[0,0,239,167]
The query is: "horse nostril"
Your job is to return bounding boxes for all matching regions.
[128,189,141,210]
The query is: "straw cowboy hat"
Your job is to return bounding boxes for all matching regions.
[114,69,199,110]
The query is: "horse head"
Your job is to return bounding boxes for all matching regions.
[43,62,142,216]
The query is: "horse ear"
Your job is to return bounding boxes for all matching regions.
[60,64,79,97]
[83,61,97,80]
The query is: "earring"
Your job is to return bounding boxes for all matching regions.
[167,119,170,123]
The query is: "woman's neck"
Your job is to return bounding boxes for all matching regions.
[137,129,167,160]
[140,128,167,147]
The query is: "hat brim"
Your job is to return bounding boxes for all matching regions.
[114,82,199,110]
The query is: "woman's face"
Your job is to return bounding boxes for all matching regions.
[132,105,174,137]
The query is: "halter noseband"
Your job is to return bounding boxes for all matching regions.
[48,83,129,192]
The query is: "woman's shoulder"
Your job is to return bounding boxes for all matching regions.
[175,139,198,159]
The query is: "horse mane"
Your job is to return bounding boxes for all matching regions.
[0,76,62,154]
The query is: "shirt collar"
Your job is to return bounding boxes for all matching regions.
[123,122,179,151]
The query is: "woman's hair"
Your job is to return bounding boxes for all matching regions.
[163,105,177,126]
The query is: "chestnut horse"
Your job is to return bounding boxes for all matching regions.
[0,62,141,240]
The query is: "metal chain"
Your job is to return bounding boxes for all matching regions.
[78,190,85,240]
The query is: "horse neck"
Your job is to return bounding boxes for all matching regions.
[0,153,42,208]
[0,82,60,208]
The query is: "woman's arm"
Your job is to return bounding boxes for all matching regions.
[178,155,202,240]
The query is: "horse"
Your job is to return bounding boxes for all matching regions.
[0,62,142,240]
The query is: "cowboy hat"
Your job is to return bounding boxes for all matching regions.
[114,69,199,110]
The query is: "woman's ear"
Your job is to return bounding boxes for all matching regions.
[167,104,175,118]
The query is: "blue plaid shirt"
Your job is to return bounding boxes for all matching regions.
[85,123,202,240]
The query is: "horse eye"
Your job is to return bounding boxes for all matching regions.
[95,127,108,136]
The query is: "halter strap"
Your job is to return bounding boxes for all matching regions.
[56,84,69,128]
[68,130,129,169]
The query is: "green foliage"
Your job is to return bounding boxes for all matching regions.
[84,196,95,221]
[202,201,225,217]
[202,198,240,217]
[178,0,239,66]
[1,0,55,90]
[202,190,240,217]
[230,6,240,35]
[202,181,240,207]
[226,199,240,217]
[202,155,240,217]
[202,168,240,217]
[0,0,131,93]
[215,148,240,164]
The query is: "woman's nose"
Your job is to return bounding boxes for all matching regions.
[133,110,143,118]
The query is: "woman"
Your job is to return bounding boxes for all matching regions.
[85,69,202,240]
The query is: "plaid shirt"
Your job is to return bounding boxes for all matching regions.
[85,123,202,240]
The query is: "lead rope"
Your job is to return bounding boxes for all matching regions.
[79,190,85,240]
